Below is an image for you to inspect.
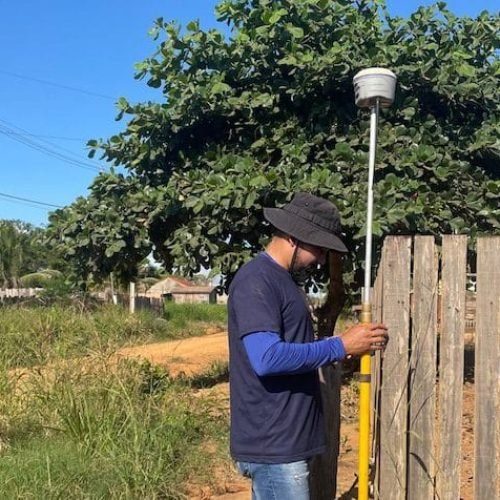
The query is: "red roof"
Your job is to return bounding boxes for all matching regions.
[167,276,193,287]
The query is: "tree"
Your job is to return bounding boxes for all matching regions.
[48,0,499,293]
[47,175,154,288]
[0,220,24,287]
[0,220,63,287]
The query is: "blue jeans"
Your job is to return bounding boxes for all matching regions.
[236,460,310,500]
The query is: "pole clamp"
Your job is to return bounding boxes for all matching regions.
[354,373,371,383]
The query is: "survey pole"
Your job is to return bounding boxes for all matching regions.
[352,68,396,500]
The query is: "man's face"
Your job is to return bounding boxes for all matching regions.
[295,242,328,268]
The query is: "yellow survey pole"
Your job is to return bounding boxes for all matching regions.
[353,68,396,500]
[358,304,372,500]
[357,97,378,500]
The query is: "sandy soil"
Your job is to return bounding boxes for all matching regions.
[115,332,476,500]
[117,329,229,377]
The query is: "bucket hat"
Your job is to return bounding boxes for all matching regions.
[263,192,348,253]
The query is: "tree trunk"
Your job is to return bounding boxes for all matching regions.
[310,252,346,500]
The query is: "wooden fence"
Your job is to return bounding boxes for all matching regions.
[0,288,40,304]
[112,291,164,314]
[371,235,499,500]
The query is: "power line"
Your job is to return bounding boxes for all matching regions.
[23,133,89,142]
[0,125,101,172]
[0,69,118,101]
[0,121,103,173]
[0,191,63,209]
[0,117,102,167]
[0,196,55,212]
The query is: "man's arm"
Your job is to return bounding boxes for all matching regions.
[243,331,346,376]
[243,323,389,377]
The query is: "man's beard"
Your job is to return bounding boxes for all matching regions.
[290,264,320,286]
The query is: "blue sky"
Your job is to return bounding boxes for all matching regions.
[1,0,497,227]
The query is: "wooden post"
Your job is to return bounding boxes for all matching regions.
[474,237,500,500]
[310,251,345,500]
[311,364,342,500]
[129,282,136,314]
[110,272,118,305]
[437,235,467,500]
[408,236,438,499]
[378,236,412,500]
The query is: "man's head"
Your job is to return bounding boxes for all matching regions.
[264,192,347,273]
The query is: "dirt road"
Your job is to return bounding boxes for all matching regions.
[117,330,230,376]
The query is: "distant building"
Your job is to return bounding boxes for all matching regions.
[146,276,193,298]
[168,286,217,304]
[146,276,217,304]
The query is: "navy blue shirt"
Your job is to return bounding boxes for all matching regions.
[228,252,326,463]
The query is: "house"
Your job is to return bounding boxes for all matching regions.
[145,276,217,304]
[168,286,217,304]
[146,276,193,298]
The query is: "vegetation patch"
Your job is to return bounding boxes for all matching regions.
[0,357,229,498]
[0,303,227,369]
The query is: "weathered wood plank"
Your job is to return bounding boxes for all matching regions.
[379,236,412,500]
[408,236,438,499]
[371,253,384,499]
[371,259,384,429]
[436,235,467,500]
[474,237,500,500]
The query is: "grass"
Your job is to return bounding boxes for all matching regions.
[0,358,229,499]
[163,302,227,338]
[0,303,227,369]
[0,302,230,497]
[179,360,229,389]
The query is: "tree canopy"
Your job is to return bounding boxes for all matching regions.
[0,220,65,287]
[47,0,500,291]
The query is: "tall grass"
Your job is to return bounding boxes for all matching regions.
[0,303,227,368]
[0,358,228,498]
[0,303,230,497]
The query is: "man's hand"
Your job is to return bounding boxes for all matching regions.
[339,323,388,357]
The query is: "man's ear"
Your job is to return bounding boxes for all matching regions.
[288,237,298,247]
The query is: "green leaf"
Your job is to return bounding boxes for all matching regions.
[385,173,399,186]
[435,166,449,180]
[287,26,304,39]
[402,107,416,119]
[245,191,257,209]
[456,63,476,77]
[334,143,354,161]
[278,55,298,66]
[211,82,231,95]
[269,9,287,24]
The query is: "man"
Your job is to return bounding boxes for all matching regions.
[227,192,388,500]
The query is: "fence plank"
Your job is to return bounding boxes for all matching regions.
[0,288,38,299]
[371,253,384,499]
[437,235,467,500]
[408,236,438,499]
[379,236,412,500]
[474,237,500,500]
[129,282,136,314]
